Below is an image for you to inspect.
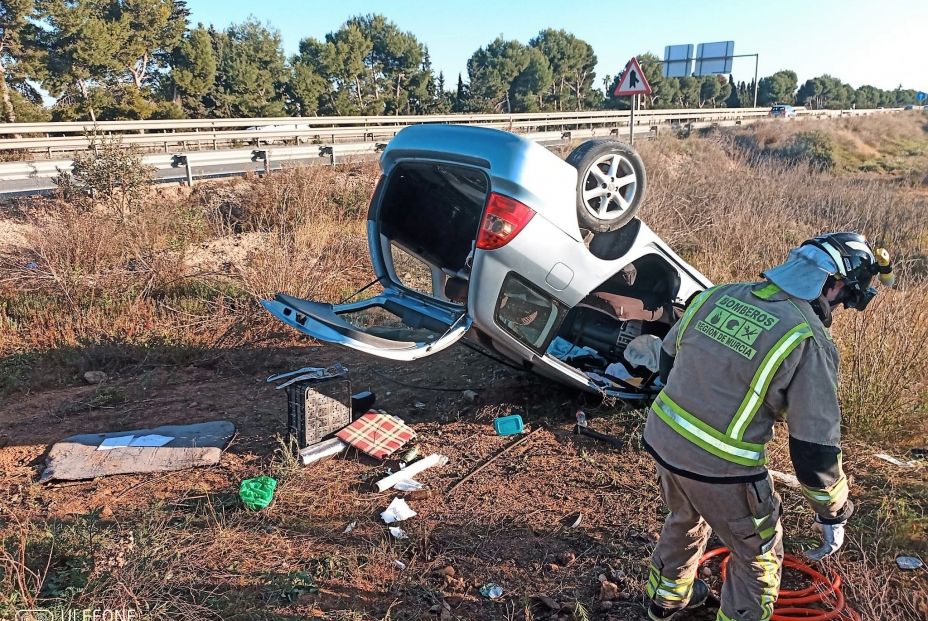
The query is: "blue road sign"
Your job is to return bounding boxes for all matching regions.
[917,91,927,102]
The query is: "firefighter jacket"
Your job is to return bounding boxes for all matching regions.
[643,281,852,522]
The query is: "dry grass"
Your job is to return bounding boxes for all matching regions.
[1,117,927,619]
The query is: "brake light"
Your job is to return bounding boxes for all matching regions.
[476,193,535,250]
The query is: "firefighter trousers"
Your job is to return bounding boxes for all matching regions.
[648,464,784,621]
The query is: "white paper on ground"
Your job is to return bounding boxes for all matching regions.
[374,454,449,492]
[380,497,417,524]
[393,479,424,491]
[388,526,408,539]
[343,521,357,534]
[128,434,174,448]
[97,436,135,450]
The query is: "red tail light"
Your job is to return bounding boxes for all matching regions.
[476,193,535,250]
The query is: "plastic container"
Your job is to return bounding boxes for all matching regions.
[493,414,525,436]
[239,476,278,510]
[286,372,351,449]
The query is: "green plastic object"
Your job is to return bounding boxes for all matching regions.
[239,475,278,510]
[494,414,524,436]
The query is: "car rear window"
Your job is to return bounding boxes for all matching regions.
[379,162,489,273]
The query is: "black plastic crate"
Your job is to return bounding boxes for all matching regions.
[285,372,352,449]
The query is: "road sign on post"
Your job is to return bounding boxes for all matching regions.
[917,91,927,102]
[614,57,652,146]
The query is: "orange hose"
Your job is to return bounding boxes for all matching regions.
[699,547,861,621]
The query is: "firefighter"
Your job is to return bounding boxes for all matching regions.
[641,233,893,621]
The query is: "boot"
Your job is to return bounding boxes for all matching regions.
[646,579,710,620]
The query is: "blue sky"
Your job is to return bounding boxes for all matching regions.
[186,0,926,91]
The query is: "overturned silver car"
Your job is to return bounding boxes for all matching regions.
[262,125,711,400]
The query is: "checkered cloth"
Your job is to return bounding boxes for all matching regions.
[336,411,415,459]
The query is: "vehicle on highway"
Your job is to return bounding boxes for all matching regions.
[262,125,712,400]
[769,104,797,118]
[244,123,313,144]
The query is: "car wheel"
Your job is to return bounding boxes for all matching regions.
[566,139,646,233]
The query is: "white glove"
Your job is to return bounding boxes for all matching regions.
[805,516,846,561]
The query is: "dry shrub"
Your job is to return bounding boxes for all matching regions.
[193,163,378,302]
[639,134,928,442]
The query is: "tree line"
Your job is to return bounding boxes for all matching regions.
[0,0,921,123]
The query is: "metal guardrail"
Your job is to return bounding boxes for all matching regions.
[0,107,904,194]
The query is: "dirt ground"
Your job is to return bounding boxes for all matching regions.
[4,337,921,620]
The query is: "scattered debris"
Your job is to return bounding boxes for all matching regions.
[337,411,416,459]
[381,497,417,524]
[561,512,583,528]
[267,363,347,389]
[388,526,408,539]
[414,401,427,409]
[875,453,918,467]
[479,583,504,599]
[375,453,449,492]
[770,469,801,488]
[41,421,235,482]
[599,579,620,601]
[393,559,407,570]
[400,445,420,462]
[404,489,432,501]
[573,420,624,449]
[279,365,351,449]
[83,371,108,385]
[393,479,425,492]
[701,565,713,578]
[351,390,376,414]
[558,551,576,565]
[462,390,479,403]
[896,556,924,570]
[240,476,277,511]
[299,437,348,465]
[493,413,524,436]
[447,426,544,494]
[910,448,926,460]
[343,521,357,534]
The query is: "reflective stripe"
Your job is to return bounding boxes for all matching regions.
[753,282,781,299]
[676,287,717,350]
[801,474,848,505]
[652,392,767,466]
[647,564,694,608]
[727,323,813,439]
[817,240,846,276]
[717,611,738,621]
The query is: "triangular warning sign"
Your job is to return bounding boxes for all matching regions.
[614,57,652,96]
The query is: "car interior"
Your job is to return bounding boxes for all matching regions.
[378,161,488,299]
[550,253,684,393]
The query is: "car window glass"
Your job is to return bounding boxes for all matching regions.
[338,303,442,342]
[391,243,434,296]
[495,274,562,350]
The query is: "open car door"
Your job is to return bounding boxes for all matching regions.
[262,286,471,362]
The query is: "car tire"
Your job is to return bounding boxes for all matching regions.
[566,139,646,233]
